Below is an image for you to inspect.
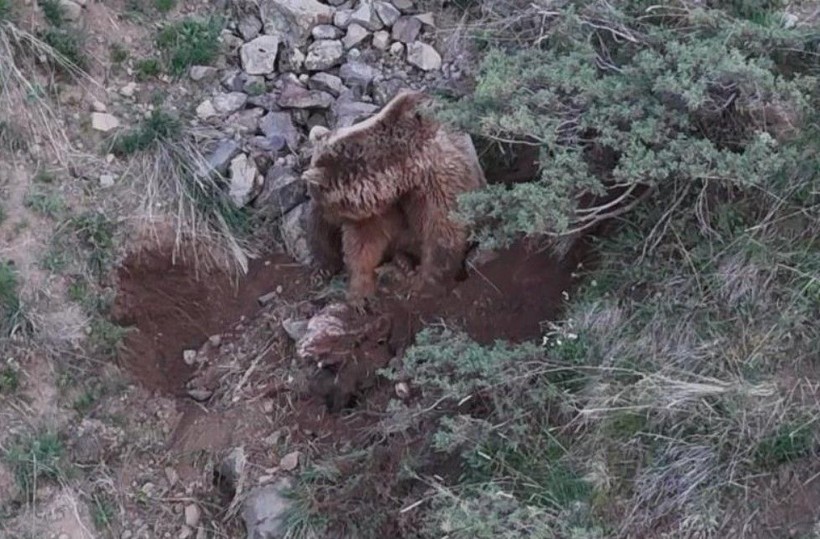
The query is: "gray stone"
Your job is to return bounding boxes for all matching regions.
[342,23,369,49]
[242,480,293,539]
[282,318,310,341]
[414,11,435,27]
[189,65,219,82]
[206,140,242,175]
[228,154,263,207]
[392,0,413,11]
[311,24,342,40]
[91,112,119,132]
[372,30,390,50]
[240,35,281,75]
[227,107,265,134]
[259,112,300,150]
[259,0,335,46]
[339,61,379,92]
[253,165,307,217]
[406,41,441,71]
[332,97,378,128]
[374,77,408,105]
[221,29,245,54]
[213,92,249,114]
[249,135,287,153]
[308,72,344,97]
[278,46,306,73]
[333,9,353,28]
[304,39,344,71]
[389,41,404,56]
[277,82,334,109]
[58,0,82,22]
[99,173,115,188]
[349,1,383,31]
[391,16,421,43]
[375,1,401,26]
[238,14,263,41]
[281,203,313,265]
[196,99,218,119]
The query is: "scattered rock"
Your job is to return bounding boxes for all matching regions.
[308,72,344,97]
[372,30,390,50]
[260,112,300,150]
[281,203,313,264]
[204,139,241,175]
[375,1,401,26]
[349,1,383,31]
[227,107,266,133]
[90,98,106,112]
[241,35,281,75]
[277,81,334,109]
[70,430,104,464]
[312,24,342,40]
[213,92,249,114]
[332,98,378,127]
[238,14,263,41]
[343,23,369,49]
[189,65,219,82]
[91,112,120,132]
[183,349,197,365]
[242,480,292,539]
[304,39,344,70]
[187,388,213,402]
[228,154,263,207]
[99,173,115,188]
[164,466,179,487]
[282,318,310,341]
[59,0,83,22]
[392,0,413,11]
[221,29,245,53]
[254,165,307,217]
[184,504,201,528]
[279,451,300,471]
[120,81,137,97]
[392,16,421,43]
[415,11,435,27]
[196,99,218,119]
[389,41,404,56]
[333,8,353,28]
[296,303,350,360]
[259,0,335,46]
[258,291,278,305]
[406,41,441,71]
[209,335,222,347]
[339,61,379,91]
[374,77,408,105]
[395,381,410,399]
[279,46,306,72]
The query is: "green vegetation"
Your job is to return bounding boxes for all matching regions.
[41,27,86,69]
[70,211,116,277]
[153,0,176,13]
[0,364,20,394]
[0,261,24,336]
[110,109,180,156]
[38,0,64,27]
[285,1,820,537]
[134,57,161,80]
[24,187,65,219]
[109,43,128,64]
[156,17,222,76]
[4,429,64,496]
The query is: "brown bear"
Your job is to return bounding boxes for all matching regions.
[302,89,486,304]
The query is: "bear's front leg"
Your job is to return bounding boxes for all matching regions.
[342,217,392,311]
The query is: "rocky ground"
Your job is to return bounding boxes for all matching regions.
[0,1,578,538]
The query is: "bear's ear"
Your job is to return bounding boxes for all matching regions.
[309,125,331,143]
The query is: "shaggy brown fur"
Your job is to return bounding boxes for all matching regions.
[303,89,486,303]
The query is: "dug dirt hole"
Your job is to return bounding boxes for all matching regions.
[111,248,312,395]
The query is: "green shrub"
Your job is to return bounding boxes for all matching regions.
[156,17,222,75]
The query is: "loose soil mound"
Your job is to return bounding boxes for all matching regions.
[111,250,313,395]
